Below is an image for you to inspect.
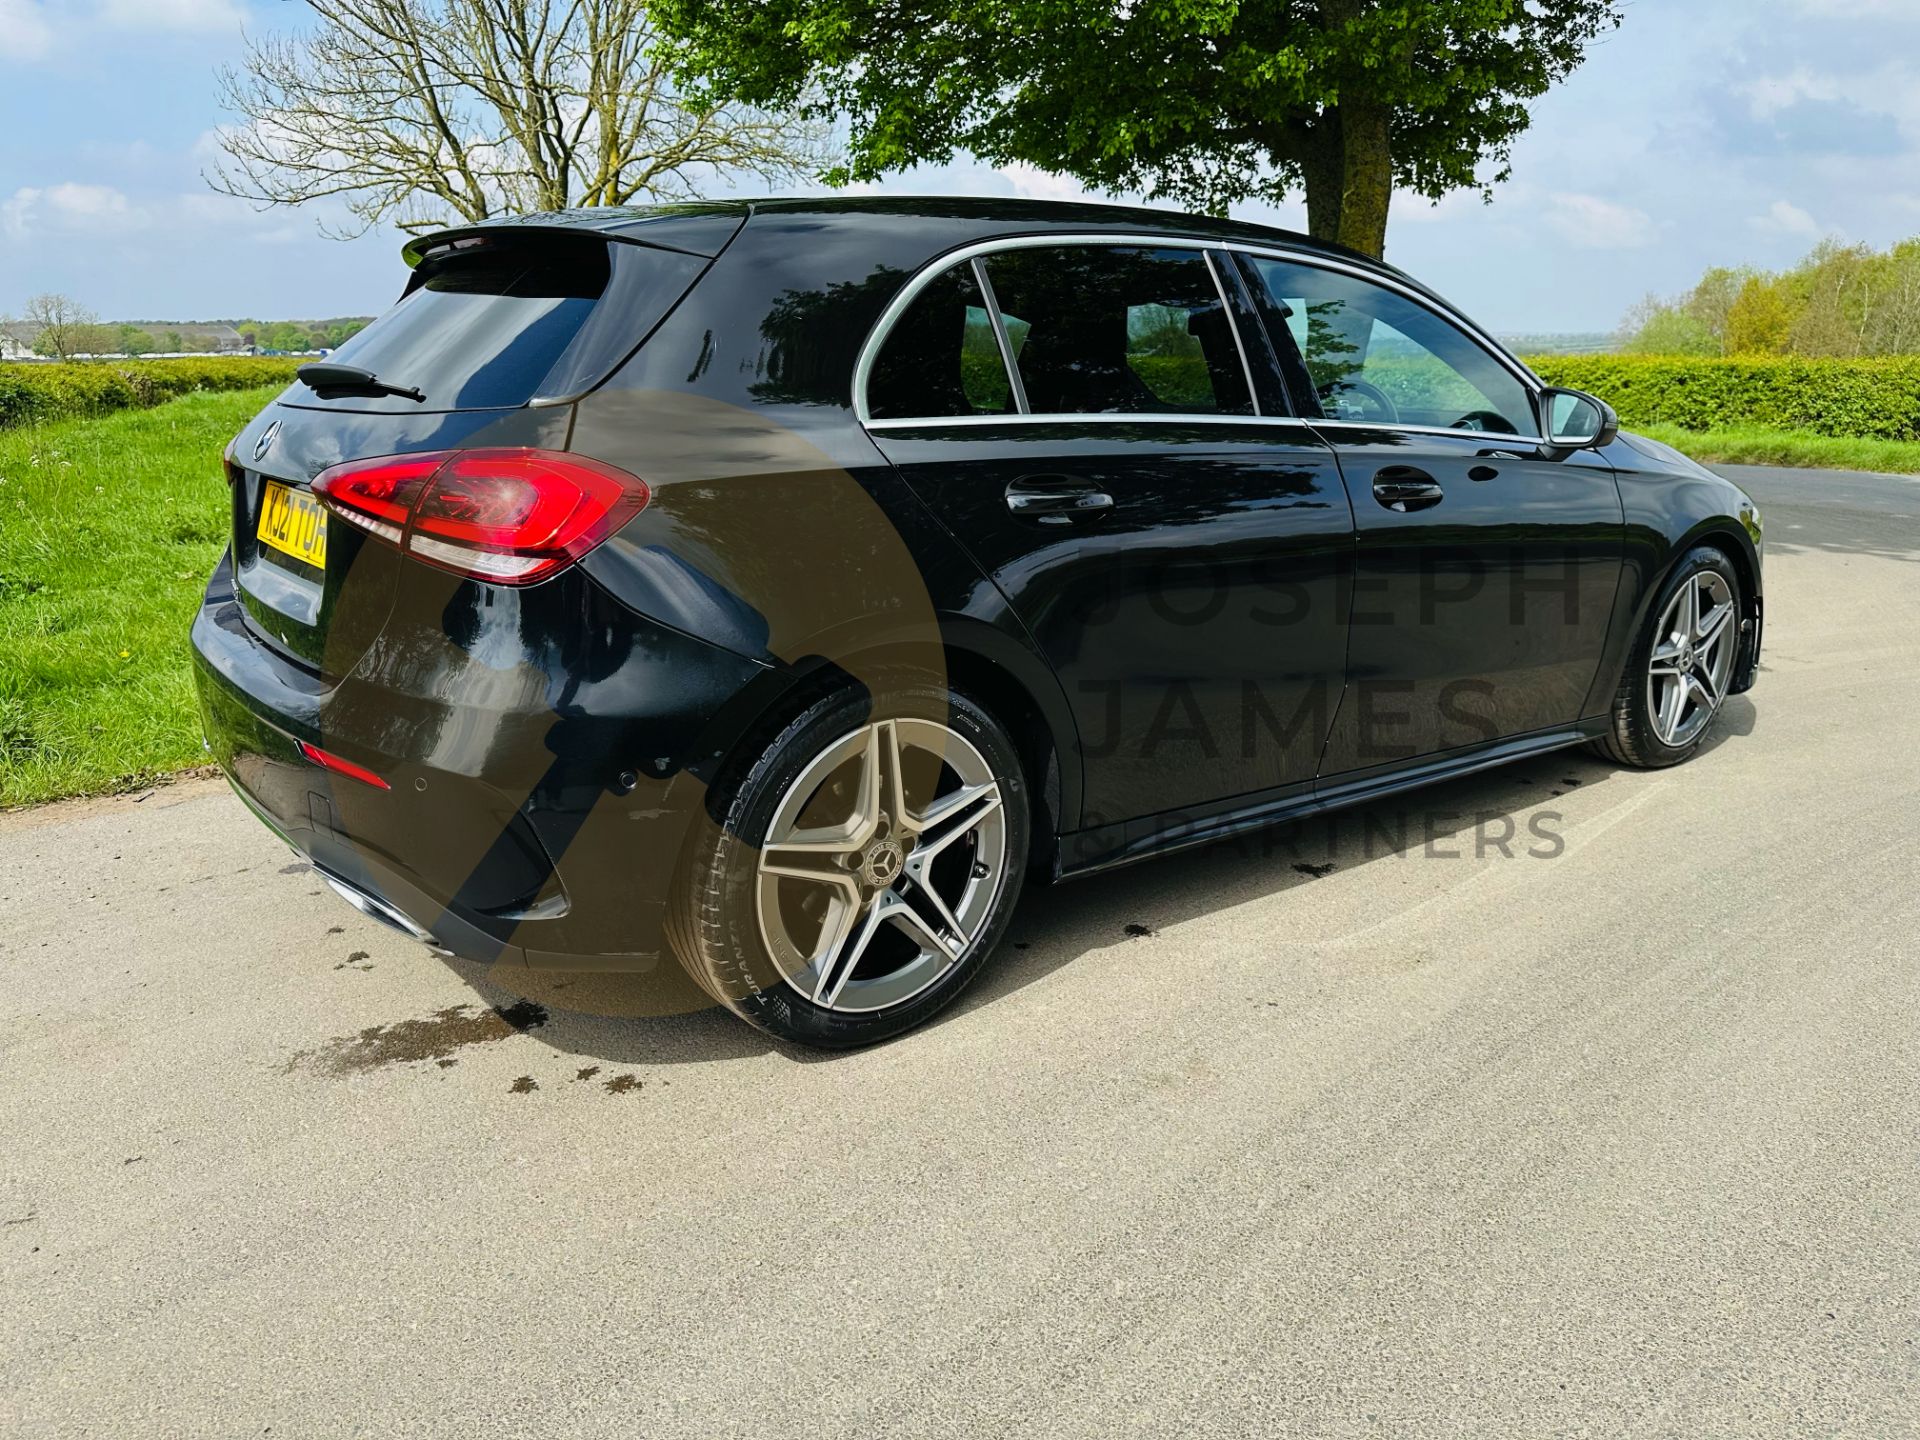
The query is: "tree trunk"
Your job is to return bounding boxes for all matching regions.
[1299,115,1343,247]
[1295,104,1392,259]
[1335,100,1392,259]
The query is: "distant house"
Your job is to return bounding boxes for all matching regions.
[0,322,41,361]
[143,322,250,355]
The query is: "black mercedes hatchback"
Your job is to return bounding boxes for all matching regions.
[193,196,1764,1047]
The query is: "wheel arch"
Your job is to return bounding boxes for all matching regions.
[677,615,1082,872]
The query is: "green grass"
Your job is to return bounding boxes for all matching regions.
[0,388,278,807]
[1638,423,1920,475]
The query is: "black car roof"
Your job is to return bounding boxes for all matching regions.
[404,194,1417,288]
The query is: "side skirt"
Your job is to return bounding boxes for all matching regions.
[1053,718,1610,882]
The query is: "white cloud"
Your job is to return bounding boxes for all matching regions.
[94,0,246,31]
[3,182,139,238]
[1790,0,1915,15]
[1750,199,1826,238]
[0,0,53,59]
[997,163,1092,204]
[1394,189,1489,225]
[0,0,245,60]
[1735,68,1845,119]
[1542,192,1656,249]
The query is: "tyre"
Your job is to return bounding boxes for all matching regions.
[1591,545,1743,769]
[668,679,1030,1048]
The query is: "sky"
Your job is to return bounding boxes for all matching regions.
[0,0,1913,333]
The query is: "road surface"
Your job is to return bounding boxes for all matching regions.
[2,465,1915,1437]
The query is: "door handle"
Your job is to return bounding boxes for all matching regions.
[1371,467,1444,513]
[1005,478,1114,522]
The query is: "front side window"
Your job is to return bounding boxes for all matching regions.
[980,246,1251,416]
[1244,256,1533,434]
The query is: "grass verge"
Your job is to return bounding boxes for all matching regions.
[1640,423,1920,475]
[0,388,277,807]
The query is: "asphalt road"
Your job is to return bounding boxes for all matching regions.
[2,465,1915,1438]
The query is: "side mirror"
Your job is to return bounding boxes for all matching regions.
[1539,387,1619,451]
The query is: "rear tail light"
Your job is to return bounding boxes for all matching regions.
[311,448,649,585]
[297,739,390,789]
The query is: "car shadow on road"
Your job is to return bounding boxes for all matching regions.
[437,698,1754,1069]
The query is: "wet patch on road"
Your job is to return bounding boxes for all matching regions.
[508,1075,538,1094]
[284,1000,550,1077]
[1291,862,1337,879]
[603,1074,642,1095]
[1123,923,1157,938]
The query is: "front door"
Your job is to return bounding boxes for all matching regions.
[862,241,1355,829]
[1235,253,1625,776]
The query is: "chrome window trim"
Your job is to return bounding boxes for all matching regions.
[865,412,1323,433]
[1202,248,1263,418]
[1309,417,1548,445]
[851,229,1545,432]
[863,411,1544,444]
[970,255,1029,415]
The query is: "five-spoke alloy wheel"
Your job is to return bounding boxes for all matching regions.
[1594,544,1746,769]
[670,681,1029,1048]
[756,718,1008,1014]
[1646,569,1738,748]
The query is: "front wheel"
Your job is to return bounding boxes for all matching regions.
[1591,545,1744,768]
[668,681,1029,1048]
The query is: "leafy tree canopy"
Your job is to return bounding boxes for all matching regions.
[656,0,1622,257]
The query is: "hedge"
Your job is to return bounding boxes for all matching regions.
[1525,355,1920,442]
[0,357,301,430]
[12,351,1917,445]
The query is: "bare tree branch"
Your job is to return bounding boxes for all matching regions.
[206,0,835,236]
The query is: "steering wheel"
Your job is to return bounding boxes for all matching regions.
[1319,378,1398,424]
[1450,410,1518,434]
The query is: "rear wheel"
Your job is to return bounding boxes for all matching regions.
[669,681,1029,1048]
[1591,545,1743,768]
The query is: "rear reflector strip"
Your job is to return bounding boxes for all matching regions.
[297,740,391,790]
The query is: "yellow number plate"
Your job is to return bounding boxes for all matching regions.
[257,480,328,570]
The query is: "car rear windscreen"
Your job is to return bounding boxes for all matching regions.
[287,232,705,413]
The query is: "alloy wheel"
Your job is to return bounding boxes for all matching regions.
[1647,571,1737,748]
[755,718,1007,1013]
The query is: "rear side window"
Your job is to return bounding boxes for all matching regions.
[865,261,1018,420]
[300,233,703,412]
[980,246,1251,416]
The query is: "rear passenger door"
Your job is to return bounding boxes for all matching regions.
[861,240,1355,834]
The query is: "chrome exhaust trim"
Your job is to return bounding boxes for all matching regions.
[321,873,452,956]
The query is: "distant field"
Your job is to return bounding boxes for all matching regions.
[0,387,277,806]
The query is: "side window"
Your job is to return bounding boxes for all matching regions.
[867,261,1018,420]
[978,246,1251,415]
[1244,256,1532,434]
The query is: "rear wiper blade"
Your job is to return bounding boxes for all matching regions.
[296,361,426,403]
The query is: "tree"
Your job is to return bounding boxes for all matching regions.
[24,294,99,361]
[208,0,835,237]
[654,0,1622,258]
[1723,276,1797,356]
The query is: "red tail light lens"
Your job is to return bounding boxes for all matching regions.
[311,448,649,585]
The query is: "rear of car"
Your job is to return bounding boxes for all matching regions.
[191,212,765,969]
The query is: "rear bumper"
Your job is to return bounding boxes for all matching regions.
[191,549,767,971]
